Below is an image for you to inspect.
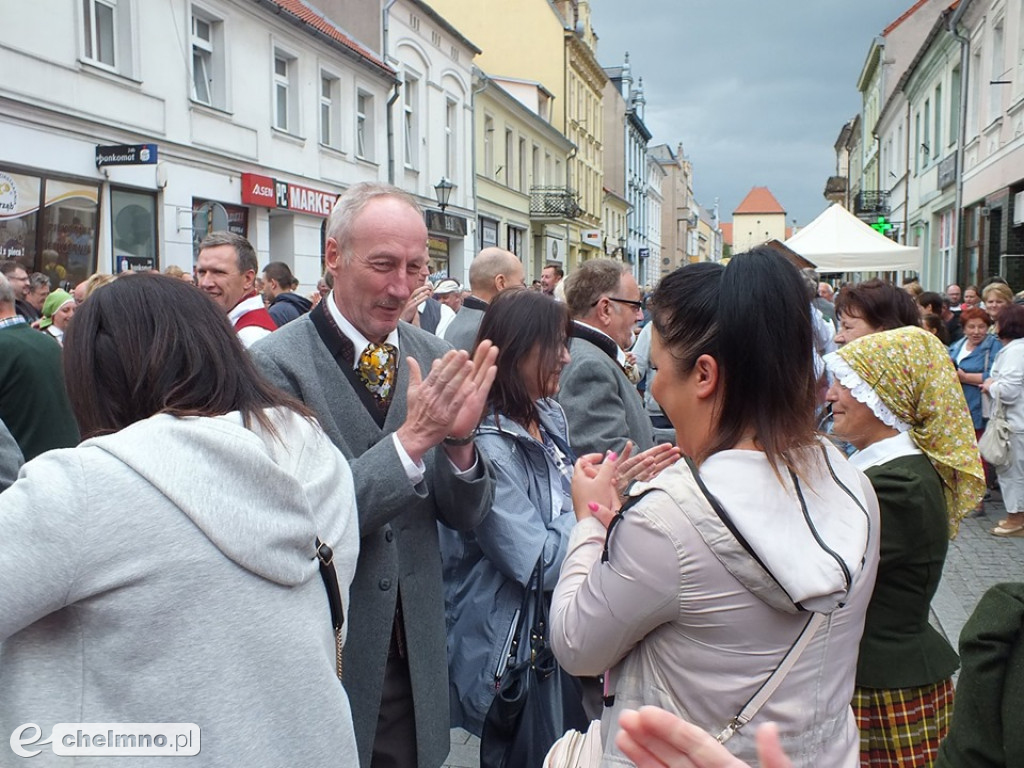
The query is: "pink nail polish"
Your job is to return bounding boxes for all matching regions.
[587,502,599,512]
[608,451,618,462]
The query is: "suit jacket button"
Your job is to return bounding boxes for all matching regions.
[379,578,392,590]
[385,529,394,542]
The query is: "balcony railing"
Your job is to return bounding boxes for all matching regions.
[855,190,890,215]
[530,186,581,219]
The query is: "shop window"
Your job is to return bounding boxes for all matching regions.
[507,225,524,258]
[479,217,498,250]
[111,188,157,272]
[0,170,99,287]
[192,199,248,262]
[191,8,225,109]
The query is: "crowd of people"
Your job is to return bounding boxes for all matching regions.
[0,182,1020,768]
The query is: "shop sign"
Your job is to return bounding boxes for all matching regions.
[95,144,158,167]
[581,229,602,247]
[239,172,336,218]
[638,247,650,260]
[241,173,276,207]
[938,154,956,189]
[426,209,467,237]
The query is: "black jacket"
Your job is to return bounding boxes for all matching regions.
[268,291,312,327]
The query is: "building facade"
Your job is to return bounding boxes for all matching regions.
[0,0,398,291]
[731,187,788,254]
[474,71,574,281]
[385,0,479,282]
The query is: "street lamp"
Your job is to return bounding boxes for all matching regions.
[434,178,454,212]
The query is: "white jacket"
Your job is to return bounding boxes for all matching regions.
[551,441,879,767]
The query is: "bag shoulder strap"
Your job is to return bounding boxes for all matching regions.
[714,612,826,744]
[316,537,345,681]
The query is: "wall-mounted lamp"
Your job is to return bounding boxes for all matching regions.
[434,177,454,212]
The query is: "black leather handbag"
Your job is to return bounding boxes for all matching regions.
[480,560,589,768]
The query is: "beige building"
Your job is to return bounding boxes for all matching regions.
[601,186,630,261]
[475,70,574,281]
[731,187,788,254]
[650,143,694,272]
[428,0,606,271]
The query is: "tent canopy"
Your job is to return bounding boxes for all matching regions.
[784,203,922,273]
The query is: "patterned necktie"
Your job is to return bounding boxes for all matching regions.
[358,343,398,404]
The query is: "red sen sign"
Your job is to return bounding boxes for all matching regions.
[241,173,276,207]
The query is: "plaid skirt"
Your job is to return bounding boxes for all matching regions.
[852,679,955,767]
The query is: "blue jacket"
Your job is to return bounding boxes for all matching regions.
[950,334,1001,429]
[439,399,577,735]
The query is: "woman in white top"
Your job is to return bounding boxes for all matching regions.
[550,248,880,767]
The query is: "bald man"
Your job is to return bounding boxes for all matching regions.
[443,247,524,351]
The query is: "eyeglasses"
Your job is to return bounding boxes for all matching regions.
[592,296,643,311]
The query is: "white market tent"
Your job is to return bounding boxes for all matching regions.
[784,203,922,273]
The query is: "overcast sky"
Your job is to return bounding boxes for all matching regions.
[586,0,906,228]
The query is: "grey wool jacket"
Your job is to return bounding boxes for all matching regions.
[251,313,495,768]
[557,324,655,457]
[0,409,360,767]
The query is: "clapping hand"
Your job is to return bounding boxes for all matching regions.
[615,442,680,496]
[396,341,498,468]
[401,284,434,324]
[616,707,792,768]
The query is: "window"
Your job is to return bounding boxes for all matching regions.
[923,98,931,166]
[969,47,982,137]
[273,52,294,132]
[320,71,340,148]
[403,75,418,168]
[356,90,374,160]
[111,188,158,270]
[934,85,942,153]
[190,9,224,108]
[507,225,524,257]
[445,99,457,179]
[82,0,117,67]
[950,67,961,146]
[532,145,540,187]
[518,138,527,192]
[504,128,513,187]
[483,115,494,178]
[914,111,922,174]
[991,20,1006,123]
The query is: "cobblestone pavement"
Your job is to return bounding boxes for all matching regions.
[442,491,1024,768]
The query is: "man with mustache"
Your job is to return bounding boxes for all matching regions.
[251,182,497,768]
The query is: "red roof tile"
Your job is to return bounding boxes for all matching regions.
[720,222,732,245]
[733,187,786,215]
[272,0,394,76]
[882,0,957,37]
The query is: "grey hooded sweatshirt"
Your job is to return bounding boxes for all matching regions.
[0,409,359,766]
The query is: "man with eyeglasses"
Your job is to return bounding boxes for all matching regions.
[557,258,655,458]
[0,260,37,322]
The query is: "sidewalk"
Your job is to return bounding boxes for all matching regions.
[442,494,1024,768]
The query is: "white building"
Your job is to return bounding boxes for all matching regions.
[0,0,395,290]
[644,152,664,287]
[385,0,479,282]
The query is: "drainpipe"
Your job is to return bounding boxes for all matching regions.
[383,0,400,185]
[904,100,911,243]
[950,0,975,282]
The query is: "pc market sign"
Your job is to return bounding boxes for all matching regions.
[95,144,158,167]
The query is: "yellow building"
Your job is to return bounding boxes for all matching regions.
[475,71,574,281]
[428,0,606,272]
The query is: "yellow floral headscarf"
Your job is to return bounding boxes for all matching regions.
[824,325,984,537]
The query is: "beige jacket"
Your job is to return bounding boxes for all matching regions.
[551,442,879,767]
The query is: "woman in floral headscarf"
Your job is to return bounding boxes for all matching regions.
[824,325,985,768]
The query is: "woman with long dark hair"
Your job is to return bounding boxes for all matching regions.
[551,249,880,766]
[440,288,580,738]
[0,274,360,766]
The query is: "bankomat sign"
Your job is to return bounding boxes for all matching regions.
[240,173,336,218]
